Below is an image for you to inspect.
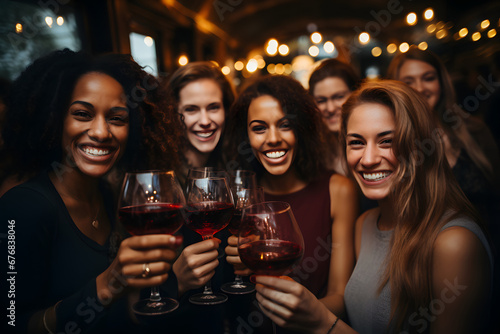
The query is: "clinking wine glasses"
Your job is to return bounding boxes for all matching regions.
[118,170,186,315]
[238,201,304,281]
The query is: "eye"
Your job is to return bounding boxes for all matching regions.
[109,114,129,125]
[424,75,437,82]
[380,138,393,147]
[315,98,326,104]
[279,121,292,130]
[207,104,222,112]
[71,110,92,120]
[347,139,364,147]
[182,106,198,113]
[250,125,266,133]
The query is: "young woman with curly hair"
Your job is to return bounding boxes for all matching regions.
[250,80,492,334]
[0,49,184,333]
[225,75,359,317]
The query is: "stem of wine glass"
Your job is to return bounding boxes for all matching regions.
[150,286,161,302]
[202,234,215,295]
[234,274,244,284]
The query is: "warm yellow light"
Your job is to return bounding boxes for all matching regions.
[234,61,244,71]
[268,39,278,49]
[399,42,410,53]
[359,32,370,44]
[387,43,397,54]
[424,8,434,21]
[178,55,188,66]
[275,63,285,75]
[481,20,490,30]
[472,32,481,41]
[267,64,276,74]
[284,64,293,75]
[436,29,447,39]
[246,59,258,73]
[427,24,436,33]
[311,32,322,44]
[371,47,382,57]
[144,36,154,47]
[221,66,230,75]
[278,44,289,56]
[487,29,496,38]
[418,41,428,50]
[459,28,468,38]
[406,13,417,26]
[323,41,334,53]
[436,21,445,30]
[266,45,278,56]
[257,58,266,69]
[56,16,64,26]
[45,16,53,28]
[15,23,22,33]
[308,45,320,57]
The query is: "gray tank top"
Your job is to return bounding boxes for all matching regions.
[343,210,493,334]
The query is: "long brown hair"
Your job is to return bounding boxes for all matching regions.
[340,80,482,332]
[387,47,494,182]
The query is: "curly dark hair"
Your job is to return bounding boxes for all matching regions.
[226,75,327,182]
[1,49,182,180]
[167,61,235,169]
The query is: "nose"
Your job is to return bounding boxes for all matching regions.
[325,99,336,113]
[360,143,381,168]
[266,127,282,145]
[198,109,211,128]
[413,79,424,94]
[88,116,111,142]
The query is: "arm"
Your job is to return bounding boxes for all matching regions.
[429,226,491,333]
[319,174,358,317]
[172,238,221,296]
[255,276,358,334]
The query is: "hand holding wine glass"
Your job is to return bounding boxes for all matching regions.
[118,170,186,315]
[185,176,234,305]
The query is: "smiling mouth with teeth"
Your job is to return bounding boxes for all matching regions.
[265,151,286,159]
[362,172,391,182]
[83,147,110,156]
[196,131,215,138]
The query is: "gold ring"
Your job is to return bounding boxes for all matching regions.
[141,263,151,278]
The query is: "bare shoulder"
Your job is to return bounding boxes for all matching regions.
[329,174,357,199]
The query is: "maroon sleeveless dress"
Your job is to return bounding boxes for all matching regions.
[265,172,333,298]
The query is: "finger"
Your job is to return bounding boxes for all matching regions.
[184,239,221,254]
[122,261,172,278]
[224,245,240,256]
[227,235,238,246]
[184,249,220,269]
[225,254,242,265]
[254,275,296,291]
[126,273,169,288]
[119,247,178,265]
[255,297,288,328]
[124,235,182,250]
[256,291,292,319]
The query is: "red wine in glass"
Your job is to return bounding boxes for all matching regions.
[238,240,303,276]
[227,209,242,236]
[185,176,234,305]
[118,170,186,315]
[238,201,304,281]
[119,203,184,235]
[185,202,234,236]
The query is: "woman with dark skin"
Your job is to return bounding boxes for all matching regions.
[0,49,183,333]
[225,75,359,318]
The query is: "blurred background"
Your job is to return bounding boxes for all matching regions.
[0,0,499,104]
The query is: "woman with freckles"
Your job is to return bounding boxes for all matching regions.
[225,75,359,319]
[248,80,492,334]
[0,49,183,333]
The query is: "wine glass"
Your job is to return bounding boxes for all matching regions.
[185,176,235,305]
[118,170,186,315]
[238,201,304,282]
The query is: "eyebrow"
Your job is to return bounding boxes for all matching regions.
[346,130,394,138]
[70,101,128,113]
[248,116,289,126]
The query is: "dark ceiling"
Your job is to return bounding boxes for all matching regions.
[168,0,498,55]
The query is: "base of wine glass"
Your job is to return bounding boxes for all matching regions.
[189,292,228,305]
[132,297,179,316]
[220,281,255,294]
